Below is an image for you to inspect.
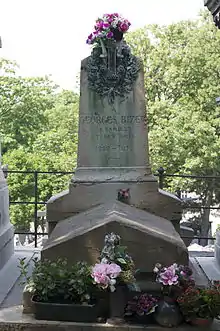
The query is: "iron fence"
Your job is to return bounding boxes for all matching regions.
[2,168,220,248]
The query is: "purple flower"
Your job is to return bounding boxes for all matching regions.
[91,263,121,290]
[158,266,179,286]
[106,31,113,39]
[86,33,95,44]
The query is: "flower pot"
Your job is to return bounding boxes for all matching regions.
[108,285,128,324]
[154,297,183,328]
[32,297,100,322]
[125,314,154,325]
[189,317,214,327]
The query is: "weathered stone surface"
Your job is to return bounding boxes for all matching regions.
[47,183,182,235]
[43,201,188,270]
[76,58,151,180]
[0,167,14,270]
[46,49,188,268]
[0,306,219,330]
[215,231,220,267]
[46,60,184,237]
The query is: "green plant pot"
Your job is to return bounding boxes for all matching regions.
[32,297,101,322]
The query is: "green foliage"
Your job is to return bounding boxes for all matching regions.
[0,59,56,151]
[19,257,98,304]
[1,73,79,231]
[127,12,220,241]
[177,286,220,319]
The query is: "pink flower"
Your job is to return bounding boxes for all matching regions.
[119,22,129,32]
[91,263,110,287]
[86,33,94,44]
[103,22,110,29]
[158,266,179,286]
[106,31,113,39]
[91,263,121,289]
[95,20,110,31]
[106,263,121,278]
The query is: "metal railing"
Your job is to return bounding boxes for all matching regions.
[2,168,220,248]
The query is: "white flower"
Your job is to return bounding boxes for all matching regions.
[153,266,159,273]
[110,285,116,292]
[109,279,116,285]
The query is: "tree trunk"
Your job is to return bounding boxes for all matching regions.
[199,191,212,247]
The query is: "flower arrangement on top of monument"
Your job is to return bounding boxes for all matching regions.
[86,13,131,45]
[91,232,136,292]
[154,263,195,297]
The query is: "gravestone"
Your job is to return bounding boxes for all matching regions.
[43,32,188,269]
[0,167,14,270]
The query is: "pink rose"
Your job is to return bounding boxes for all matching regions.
[119,22,129,32]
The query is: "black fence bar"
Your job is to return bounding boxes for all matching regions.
[3,168,220,247]
[34,171,38,248]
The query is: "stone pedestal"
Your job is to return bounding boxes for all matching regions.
[0,168,14,270]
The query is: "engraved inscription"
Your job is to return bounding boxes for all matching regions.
[80,115,146,125]
[80,114,146,153]
[96,145,130,152]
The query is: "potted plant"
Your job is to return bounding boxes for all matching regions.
[153,263,194,327]
[20,258,104,322]
[124,293,158,325]
[91,232,138,324]
[177,285,220,326]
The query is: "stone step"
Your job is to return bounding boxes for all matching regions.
[0,306,219,331]
[0,248,40,308]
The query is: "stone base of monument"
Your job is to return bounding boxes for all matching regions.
[47,175,183,235]
[0,306,219,331]
[42,201,188,269]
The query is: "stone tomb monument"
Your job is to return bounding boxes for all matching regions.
[0,166,14,270]
[42,32,188,270]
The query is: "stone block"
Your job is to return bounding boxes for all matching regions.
[46,183,182,236]
[42,201,188,270]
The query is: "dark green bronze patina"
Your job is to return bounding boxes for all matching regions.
[87,40,140,105]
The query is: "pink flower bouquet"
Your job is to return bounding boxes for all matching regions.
[86,13,131,45]
[153,263,194,296]
[91,262,122,292]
